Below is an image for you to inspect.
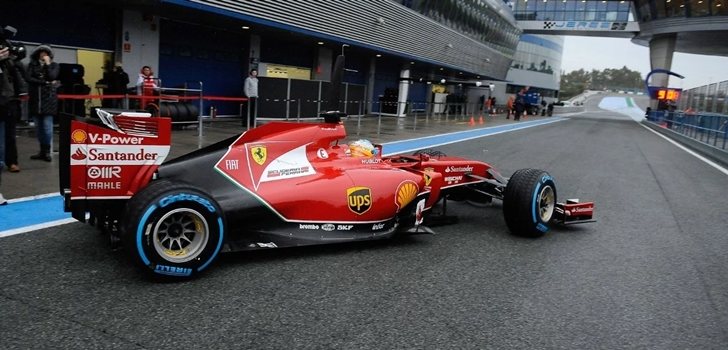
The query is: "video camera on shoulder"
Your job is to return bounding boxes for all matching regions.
[0,25,27,61]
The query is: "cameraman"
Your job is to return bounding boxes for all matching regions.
[26,44,59,162]
[1,51,25,203]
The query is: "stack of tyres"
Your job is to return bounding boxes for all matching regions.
[152,102,200,122]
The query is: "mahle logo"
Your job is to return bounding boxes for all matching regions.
[251,145,267,165]
[347,187,372,215]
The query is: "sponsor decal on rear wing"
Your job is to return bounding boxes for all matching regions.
[68,111,171,200]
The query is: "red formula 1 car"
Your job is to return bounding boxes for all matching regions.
[59,55,593,279]
[59,109,594,279]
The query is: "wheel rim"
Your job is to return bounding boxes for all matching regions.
[153,208,209,263]
[537,186,555,222]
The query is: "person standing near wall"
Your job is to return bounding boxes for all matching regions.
[243,69,258,128]
[3,56,27,172]
[1,26,28,202]
[0,37,26,173]
[26,44,59,162]
[0,112,5,204]
[506,95,514,119]
[102,61,129,108]
[514,87,529,121]
[484,96,491,117]
[136,65,157,109]
[0,45,17,203]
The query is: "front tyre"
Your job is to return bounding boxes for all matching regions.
[123,180,225,279]
[503,169,557,238]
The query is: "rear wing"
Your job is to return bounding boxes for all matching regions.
[59,110,172,221]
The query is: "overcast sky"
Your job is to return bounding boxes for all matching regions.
[562,36,728,90]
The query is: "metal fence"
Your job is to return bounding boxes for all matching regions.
[646,110,728,151]
[254,99,515,122]
[678,80,728,114]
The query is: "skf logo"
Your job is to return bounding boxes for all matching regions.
[71,129,87,144]
[347,187,372,215]
[251,145,267,165]
[71,148,87,160]
[395,181,418,209]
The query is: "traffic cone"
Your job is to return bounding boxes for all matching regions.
[478,115,484,125]
[468,115,475,126]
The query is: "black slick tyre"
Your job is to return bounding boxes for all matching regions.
[502,168,557,238]
[123,180,225,279]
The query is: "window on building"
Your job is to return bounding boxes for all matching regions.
[636,0,653,21]
[565,0,577,12]
[714,0,727,15]
[689,0,711,16]
[665,0,687,17]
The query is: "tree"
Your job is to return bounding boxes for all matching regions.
[559,66,645,99]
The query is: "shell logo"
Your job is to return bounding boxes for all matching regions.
[71,129,87,144]
[395,181,419,209]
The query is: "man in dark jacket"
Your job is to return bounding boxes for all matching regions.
[101,61,129,108]
[26,45,59,162]
[2,57,27,172]
[1,42,27,203]
[514,87,529,121]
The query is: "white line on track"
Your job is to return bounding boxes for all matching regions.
[0,218,79,238]
[639,123,728,176]
[7,192,60,203]
[594,95,728,176]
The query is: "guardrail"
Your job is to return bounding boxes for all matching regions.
[44,96,547,150]
[646,110,728,151]
[55,91,247,148]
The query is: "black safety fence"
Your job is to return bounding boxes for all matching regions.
[646,111,728,151]
[54,84,247,148]
[254,99,508,121]
[42,90,520,151]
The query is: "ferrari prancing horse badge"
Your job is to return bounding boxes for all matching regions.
[251,145,267,165]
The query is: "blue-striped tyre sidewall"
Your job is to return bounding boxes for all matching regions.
[124,181,225,279]
[503,168,557,238]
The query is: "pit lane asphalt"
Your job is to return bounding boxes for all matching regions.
[2,96,728,349]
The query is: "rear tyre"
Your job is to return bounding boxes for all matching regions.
[502,168,556,238]
[123,180,225,279]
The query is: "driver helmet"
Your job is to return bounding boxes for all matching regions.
[349,139,377,158]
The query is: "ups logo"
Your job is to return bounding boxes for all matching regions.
[347,187,372,215]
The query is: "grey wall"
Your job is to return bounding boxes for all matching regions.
[185,0,518,79]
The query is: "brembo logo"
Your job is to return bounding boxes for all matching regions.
[347,187,372,215]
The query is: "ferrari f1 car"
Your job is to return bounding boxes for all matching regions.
[59,56,593,280]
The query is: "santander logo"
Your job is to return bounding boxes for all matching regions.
[72,148,87,160]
